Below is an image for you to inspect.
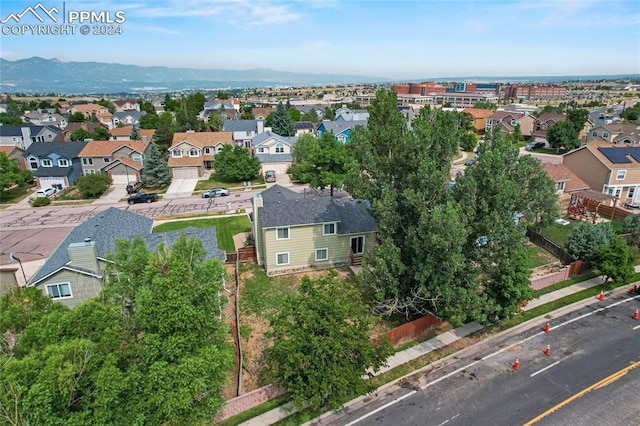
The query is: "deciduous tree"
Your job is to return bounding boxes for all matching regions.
[76,173,112,198]
[565,222,615,262]
[264,271,392,411]
[592,235,636,285]
[213,145,261,182]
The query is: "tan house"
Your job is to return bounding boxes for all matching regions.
[462,108,495,134]
[485,110,535,137]
[113,99,140,112]
[78,139,150,184]
[251,185,377,276]
[168,131,233,179]
[587,123,640,145]
[542,163,590,209]
[563,141,640,206]
[70,103,109,119]
[0,145,26,168]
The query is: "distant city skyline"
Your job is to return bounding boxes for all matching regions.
[1,0,639,80]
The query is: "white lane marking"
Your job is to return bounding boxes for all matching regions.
[633,324,640,330]
[437,413,460,426]
[345,294,640,425]
[531,360,561,377]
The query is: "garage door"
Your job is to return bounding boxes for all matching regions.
[262,163,290,175]
[110,174,131,184]
[172,167,199,179]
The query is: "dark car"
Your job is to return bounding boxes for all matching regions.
[525,141,545,151]
[126,181,144,194]
[202,188,230,198]
[127,191,158,204]
[625,202,640,209]
[464,158,477,166]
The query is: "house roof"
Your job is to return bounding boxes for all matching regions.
[113,99,138,106]
[24,141,88,158]
[535,113,565,124]
[64,122,108,134]
[488,111,526,120]
[32,166,73,177]
[258,185,376,234]
[462,108,495,118]
[103,157,144,171]
[318,120,368,134]
[71,103,103,112]
[568,140,640,170]
[296,121,315,130]
[30,207,225,286]
[223,120,264,132]
[0,125,61,137]
[255,153,293,163]
[542,163,590,192]
[79,140,147,156]
[113,111,145,120]
[252,130,296,147]
[170,131,233,149]
[109,126,155,141]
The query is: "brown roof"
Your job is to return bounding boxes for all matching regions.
[110,157,144,170]
[462,108,495,118]
[170,131,233,149]
[71,103,104,113]
[110,126,155,141]
[79,140,147,157]
[113,99,138,106]
[168,156,203,167]
[542,163,590,192]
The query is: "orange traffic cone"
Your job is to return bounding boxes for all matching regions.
[544,323,550,333]
[513,358,520,370]
[598,291,605,301]
[544,345,551,356]
[633,309,639,320]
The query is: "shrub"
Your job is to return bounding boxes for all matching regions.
[76,174,112,198]
[32,197,50,207]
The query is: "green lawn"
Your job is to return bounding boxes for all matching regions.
[538,218,625,246]
[152,215,251,252]
[526,245,556,269]
[239,262,300,319]
[194,173,266,192]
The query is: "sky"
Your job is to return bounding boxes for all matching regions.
[1,0,639,80]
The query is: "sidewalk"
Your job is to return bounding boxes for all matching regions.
[238,269,639,426]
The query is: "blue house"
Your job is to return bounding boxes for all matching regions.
[24,141,88,190]
[316,120,368,143]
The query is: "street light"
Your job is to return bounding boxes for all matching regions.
[9,252,27,286]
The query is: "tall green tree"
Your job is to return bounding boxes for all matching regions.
[293,132,351,196]
[270,102,296,136]
[622,213,640,247]
[69,128,92,141]
[207,110,224,132]
[0,152,31,189]
[92,127,110,141]
[214,145,261,182]
[592,235,636,285]
[264,271,392,411]
[547,119,580,151]
[153,112,175,152]
[139,112,158,129]
[142,143,171,187]
[565,222,616,262]
[68,111,85,122]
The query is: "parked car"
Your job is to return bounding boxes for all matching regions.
[525,141,545,151]
[464,158,477,166]
[202,188,230,198]
[264,170,276,183]
[625,202,640,209]
[127,191,158,204]
[36,187,57,198]
[126,181,144,194]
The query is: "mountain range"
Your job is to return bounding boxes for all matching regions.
[1,57,638,95]
[0,57,386,94]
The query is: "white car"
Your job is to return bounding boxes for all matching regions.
[35,187,57,198]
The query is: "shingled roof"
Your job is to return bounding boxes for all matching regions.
[258,185,376,234]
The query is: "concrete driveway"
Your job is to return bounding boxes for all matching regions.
[164,178,199,198]
[92,183,128,205]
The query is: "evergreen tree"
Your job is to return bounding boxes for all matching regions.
[270,102,296,136]
[130,125,140,140]
[142,143,171,187]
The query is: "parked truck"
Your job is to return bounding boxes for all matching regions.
[127,191,158,204]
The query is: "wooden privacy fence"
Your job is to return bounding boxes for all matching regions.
[526,228,574,265]
[373,314,442,347]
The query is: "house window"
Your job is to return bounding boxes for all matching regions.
[323,223,336,235]
[172,150,182,158]
[85,169,95,175]
[616,170,626,180]
[29,159,38,169]
[257,147,265,153]
[45,283,72,299]
[103,157,111,163]
[58,159,69,167]
[337,134,346,142]
[602,132,609,139]
[629,186,636,199]
[204,147,211,154]
[275,143,284,153]
[276,227,289,240]
[556,181,565,191]
[189,148,199,157]
[48,134,53,139]
[592,131,598,137]
[244,140,251,149]
[82,158,93,165]
[132,153,142,162]
[40,159,52,167]
[541,124,548,130]
[315,248,329,262]
[276,252,289,266]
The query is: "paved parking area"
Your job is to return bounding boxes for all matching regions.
[164,178,199,198]
[92,183,128,205]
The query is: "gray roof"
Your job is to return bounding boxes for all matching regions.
[258,185,376,234]
[0,125,61,137]
[113,111,145,119]
[223,120,263,132]
[31,166,73,177]
[30,208,226,285]
[255,153,293,163]
[24,141,88,158]
[318,120,368,134]
[252,130,296,147]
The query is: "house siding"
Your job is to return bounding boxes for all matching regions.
[36,269,103,309]
[263,224,374,274]
[563,149,610,193]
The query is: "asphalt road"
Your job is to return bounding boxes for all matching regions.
[317,293,640,426]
